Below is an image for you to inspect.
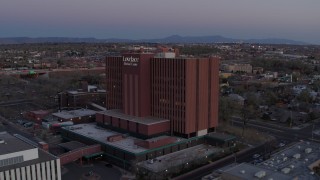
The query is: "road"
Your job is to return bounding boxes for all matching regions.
[231,117,320,143]
[62,161,121,180]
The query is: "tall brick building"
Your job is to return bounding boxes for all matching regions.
[98,53,219,138]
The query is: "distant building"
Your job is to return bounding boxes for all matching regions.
[52,109,96,123]
[220,141,320,180]
[222,64,252,73]
[0,132,61,180]
[252,67,264,74]
[24,110,52,123]
[58,82,106,109]
[263,71,278,79]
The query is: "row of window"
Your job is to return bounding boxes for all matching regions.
[0,156,23,167]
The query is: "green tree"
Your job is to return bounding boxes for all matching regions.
[219,97,237,123]
[297,90,312,103]
[265,90,278,106]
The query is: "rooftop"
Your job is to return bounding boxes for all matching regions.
[0,131,34,155]
[0,132,57,172]
[62,123,183,154]
[58,141,87,151]
[137,144,223,173]
[0,148,56,172]
[99,109,170,125]
[258,141,320,180]
[222,163,292,180]
[52,109,97,119]
[29,109,51,115]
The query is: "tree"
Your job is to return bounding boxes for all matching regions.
[219,97,237,123]
[297,89,312,103]
[241,104,256,137]
[265,90,278,106]
[241,93,259,137]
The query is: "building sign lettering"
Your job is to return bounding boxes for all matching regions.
[123,56,139,66]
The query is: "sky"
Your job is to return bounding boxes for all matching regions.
[0,0,319,44]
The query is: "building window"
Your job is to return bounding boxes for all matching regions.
[0,156,24,167]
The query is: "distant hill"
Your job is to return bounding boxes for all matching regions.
[0,35,308,45]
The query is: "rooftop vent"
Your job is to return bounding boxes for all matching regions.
[240,170,245,174]
[254,171,266,178]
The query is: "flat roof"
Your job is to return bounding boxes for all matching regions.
[52,109,96,119]
[222,163,292,180]
[62,124,143,154]
[0,148,57,172]
[29,110,50,115]
[258,141,320,180]
[58,141,87,151]
[99,110,169,125]
[137,144,223,173]
[62,123,183,154]
[0,132,57,172]
[0,131,35,155]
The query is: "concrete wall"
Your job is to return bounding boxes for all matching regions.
[0,148,38,162]
[59,144,101,165]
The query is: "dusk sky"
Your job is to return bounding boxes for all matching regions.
[1,0,319,44]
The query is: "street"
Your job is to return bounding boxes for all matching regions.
[231,117,320,143]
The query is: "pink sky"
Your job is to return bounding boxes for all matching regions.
[0,0,319,43]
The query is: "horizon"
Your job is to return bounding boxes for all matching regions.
[0,35,314,45]
[1,0,320,44]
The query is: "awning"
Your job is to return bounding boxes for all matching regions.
[83,152,104,159]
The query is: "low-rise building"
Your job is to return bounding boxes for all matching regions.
[0,132,61,180]
[222,64,252,73]
[220,141,320,180]
[52,109,96,123]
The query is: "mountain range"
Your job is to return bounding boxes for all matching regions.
[0,35,308,45]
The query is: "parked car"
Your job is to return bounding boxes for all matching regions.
[17,119,26,125]
[23,122,33,128]
[253,154,261,159]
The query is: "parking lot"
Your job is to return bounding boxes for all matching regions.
[62,161,122,180]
